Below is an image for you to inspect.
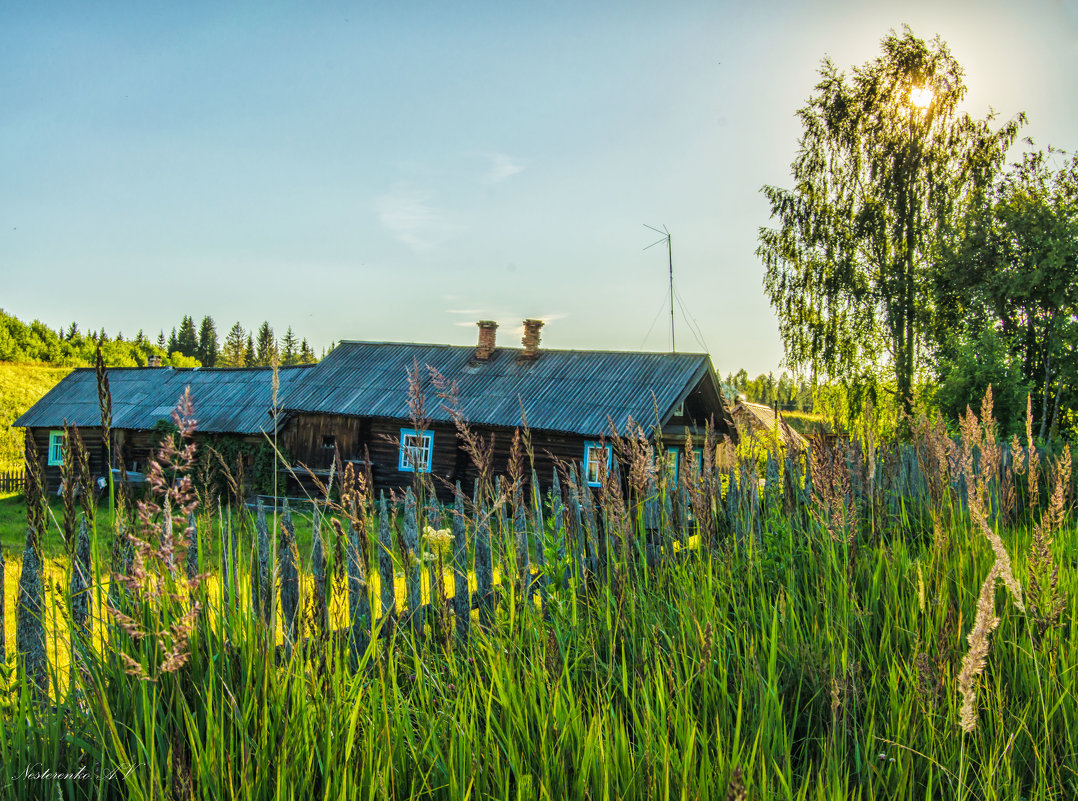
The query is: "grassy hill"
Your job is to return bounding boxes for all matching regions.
[0,362,73,468]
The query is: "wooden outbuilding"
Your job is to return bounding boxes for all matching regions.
[730,400,808,452]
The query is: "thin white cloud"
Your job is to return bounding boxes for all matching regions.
[375,183,459,251]
[484,152,526,184]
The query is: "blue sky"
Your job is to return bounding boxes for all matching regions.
[3,0,1077,376]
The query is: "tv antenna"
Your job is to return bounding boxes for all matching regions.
[644,223,674,352]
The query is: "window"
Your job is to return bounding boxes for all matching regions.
[692,448,704,474]
[672,401,685,417]
[47,430,65,466]
[321,434,337,449]
[398,428,433,473]
[584,441,612,487]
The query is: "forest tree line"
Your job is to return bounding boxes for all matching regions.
[0,309,319,369]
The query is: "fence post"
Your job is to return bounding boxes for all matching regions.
[377,493,395,629]
[220,508,231,610]
[451,485,469,644]
[403,488,422,640]
[475,495,494,629]
[532,470,547,618]
[311,508,326,638]
[347,520,370,668]
[514,485,530,605]
[255,499,271,625]
[279,502,300,658]
[17,527,47,699]
[0,546,5,667]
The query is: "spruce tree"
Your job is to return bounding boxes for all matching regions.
[255,321,276,367]
[197,316,219,367]
[157,330,166,349]
[244,333,256,367]
[221,323,246,367]
[177,315,199,358]
[299,339,316,365]
[167,327,179,354]
[281,326,298,366]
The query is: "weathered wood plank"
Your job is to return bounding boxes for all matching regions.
[347,519,370,668]
[279,502,300,656]
[403,488,422,639]
[377,493,395,626]
[451,486,469,644]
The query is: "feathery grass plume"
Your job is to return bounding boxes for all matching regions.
[957,563,1002,733]
[967,479,1025,612]
[279,502,301,656]
[16,525,47,699]
[1027,446,1069,642]
[108,389,203,683]
[95,343,114,514]
[979,386,1001,491]
[1025,394,1040,514]
[724,767,747,801]
[68,424,95,524]
[23,429,47,543]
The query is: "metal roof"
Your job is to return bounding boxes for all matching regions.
[14,366,309,434]
[277,341,727,436]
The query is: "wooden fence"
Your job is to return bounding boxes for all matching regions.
[0,435,1066,696]
[0,467,25,494]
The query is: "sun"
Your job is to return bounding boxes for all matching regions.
[909,86,934,109]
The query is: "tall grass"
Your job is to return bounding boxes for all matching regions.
[0,380,1074,800]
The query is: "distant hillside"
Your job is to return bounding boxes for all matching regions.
[0,362,73,466]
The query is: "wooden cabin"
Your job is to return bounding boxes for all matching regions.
[15,321,737,501]
[274,320,737,499]
[14,366,309,491]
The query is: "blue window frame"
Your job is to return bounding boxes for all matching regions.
[398,428,433,473]
[48,430,65,466]
[584,441,613,487]
[693,448,704,474]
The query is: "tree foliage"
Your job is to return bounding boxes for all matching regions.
[758,27,1022,415]
[935,149,1078,436]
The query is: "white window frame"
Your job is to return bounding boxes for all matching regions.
[584,441,613,487]
[398,428,433,473]
[47,430,65,466]
[692,447,704,474]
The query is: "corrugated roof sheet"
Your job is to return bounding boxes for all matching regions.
[277,341,720,436]
[14,367,309,434]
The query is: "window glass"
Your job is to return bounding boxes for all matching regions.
[399,428,433,472]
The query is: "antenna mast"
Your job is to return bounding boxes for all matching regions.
[644,224,674,352]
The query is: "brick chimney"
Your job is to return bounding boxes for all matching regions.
[146,354,162,368]
[521,319,544,360]
[475,320,498,360]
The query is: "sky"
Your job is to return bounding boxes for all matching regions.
[3,0,1077,377]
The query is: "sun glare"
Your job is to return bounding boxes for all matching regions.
[909,86,934,109]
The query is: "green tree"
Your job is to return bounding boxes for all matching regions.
[757,27,1021,417]
[935,149,1078,436]
[244,333,256,367]
[281,326,298,366]
[299,339,316,365]
[176,315,199,358]
[197,315,219,367]
[254,321,276,367]
[220,323,247,368]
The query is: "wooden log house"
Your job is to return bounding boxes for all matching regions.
[15,320,737,499]
[274,320,738,498]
